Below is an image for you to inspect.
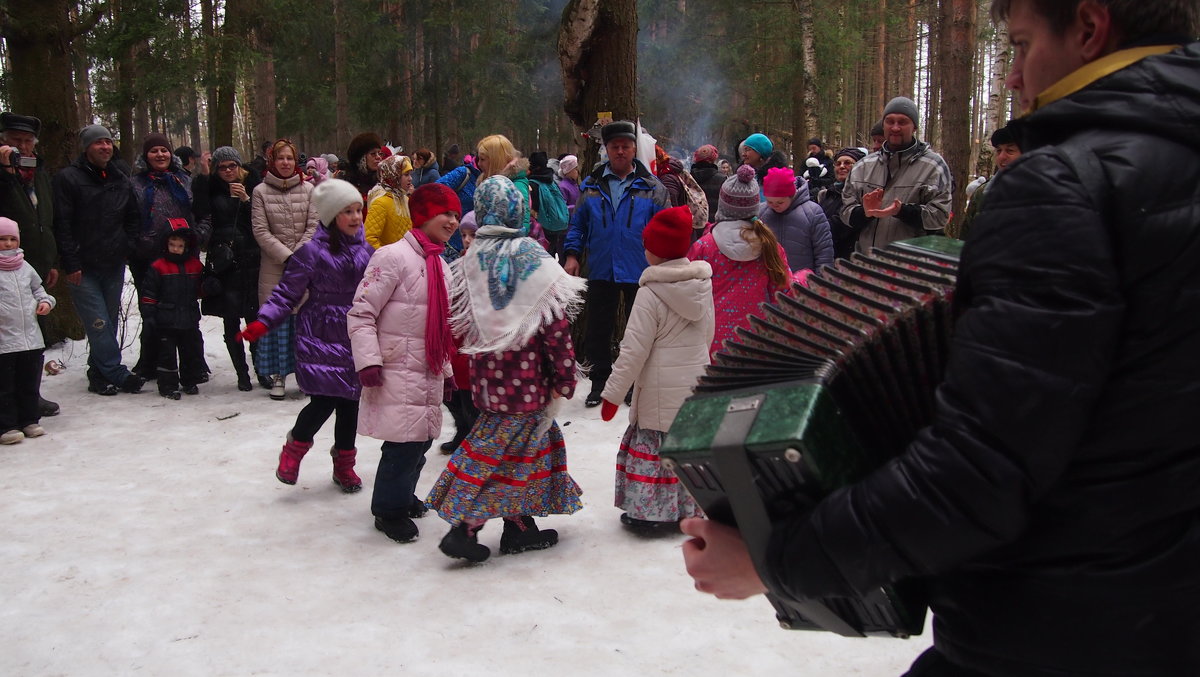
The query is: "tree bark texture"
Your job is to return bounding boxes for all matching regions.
[559,0,639,171]
[2,0,83,170]
[940,0,977,233]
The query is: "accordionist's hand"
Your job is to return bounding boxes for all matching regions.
[681,518,768,600]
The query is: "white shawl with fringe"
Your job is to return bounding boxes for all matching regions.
[449,224,587,354]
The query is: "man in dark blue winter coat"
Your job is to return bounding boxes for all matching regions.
[563,120,668,406]
[683,1,1200,675]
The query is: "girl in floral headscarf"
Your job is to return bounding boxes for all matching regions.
[425,175,587,563]
[363,154,414,249]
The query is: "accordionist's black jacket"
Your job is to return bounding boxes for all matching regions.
[767,40,1200,677]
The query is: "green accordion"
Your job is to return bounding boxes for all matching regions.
[661,236,964,638]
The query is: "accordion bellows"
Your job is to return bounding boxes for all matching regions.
[661,236,964,638]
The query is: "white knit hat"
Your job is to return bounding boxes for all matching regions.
[312,178,362,226]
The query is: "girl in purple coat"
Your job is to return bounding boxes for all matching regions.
[238,179,373,493]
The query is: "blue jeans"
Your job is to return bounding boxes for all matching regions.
[371,440,431,520]
[69,267,132,387]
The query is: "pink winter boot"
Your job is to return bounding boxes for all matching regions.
[330,447,362,493]
[276,434,314,485]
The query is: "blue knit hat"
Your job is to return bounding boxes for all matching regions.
[741,133,773,157]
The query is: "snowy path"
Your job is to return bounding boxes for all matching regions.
[1,310,931,676]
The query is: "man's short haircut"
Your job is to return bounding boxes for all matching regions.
[990,0,1199,41]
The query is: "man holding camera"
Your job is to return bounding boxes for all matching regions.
[0,112,60,416]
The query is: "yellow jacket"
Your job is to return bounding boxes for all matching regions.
[364,192,412,249]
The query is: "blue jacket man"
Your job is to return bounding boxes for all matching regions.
[563,120,667,405]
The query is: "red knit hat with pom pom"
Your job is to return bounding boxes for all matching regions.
[642,205,694,260]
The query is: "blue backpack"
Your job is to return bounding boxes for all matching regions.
[534,180,570,232]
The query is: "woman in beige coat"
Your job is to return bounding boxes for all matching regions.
[600,206,714,533]
[251,139,318,399]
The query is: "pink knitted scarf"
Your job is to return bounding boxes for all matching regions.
[411,227,453,374]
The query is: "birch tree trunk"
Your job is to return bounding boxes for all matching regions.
[988,23,1011,132]
[793,0,820,144]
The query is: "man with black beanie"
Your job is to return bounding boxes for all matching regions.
[959,123,1022,240]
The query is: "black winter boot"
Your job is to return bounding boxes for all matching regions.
[227,338,254,391]
[500,516,558,555]
[439,523,490,562]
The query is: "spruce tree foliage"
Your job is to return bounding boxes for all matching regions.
[3,0,992,220]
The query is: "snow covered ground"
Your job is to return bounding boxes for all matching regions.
[1,297,931,676]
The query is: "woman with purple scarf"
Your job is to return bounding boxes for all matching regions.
[130,133,201,381]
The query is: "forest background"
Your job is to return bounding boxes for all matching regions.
[0,0,1012,229]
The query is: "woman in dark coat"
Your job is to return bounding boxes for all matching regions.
[198,147,262,391]
[130,133,200,380]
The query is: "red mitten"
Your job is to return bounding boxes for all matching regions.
[358,365,384,388]
[601,398,619,422]
[236,320,269,343]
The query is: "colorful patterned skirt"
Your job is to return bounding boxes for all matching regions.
[425,410,583,526]
[615,424,703,522]
[252,316,296,377]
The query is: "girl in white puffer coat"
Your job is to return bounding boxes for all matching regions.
[0,217,55,444]
[600,206,714,532]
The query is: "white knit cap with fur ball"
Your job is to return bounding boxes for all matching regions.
[312,178,362,226]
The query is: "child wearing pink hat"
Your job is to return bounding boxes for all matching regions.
[0,217,56,444]
[758,166,834,272]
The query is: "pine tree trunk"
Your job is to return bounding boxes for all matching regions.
[201,0,218,149]
[924,0,941,149]
[940,0,976,234]
[0,0,81,170]
[250,31,277,146]
[559,0,639,171]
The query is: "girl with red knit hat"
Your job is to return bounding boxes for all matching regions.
[348,182,462,544]
[599,205,713,533]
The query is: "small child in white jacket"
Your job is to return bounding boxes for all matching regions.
[600,206,714,533]
[0,217,55,445]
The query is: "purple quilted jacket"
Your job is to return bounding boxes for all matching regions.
[257,224,373,399]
